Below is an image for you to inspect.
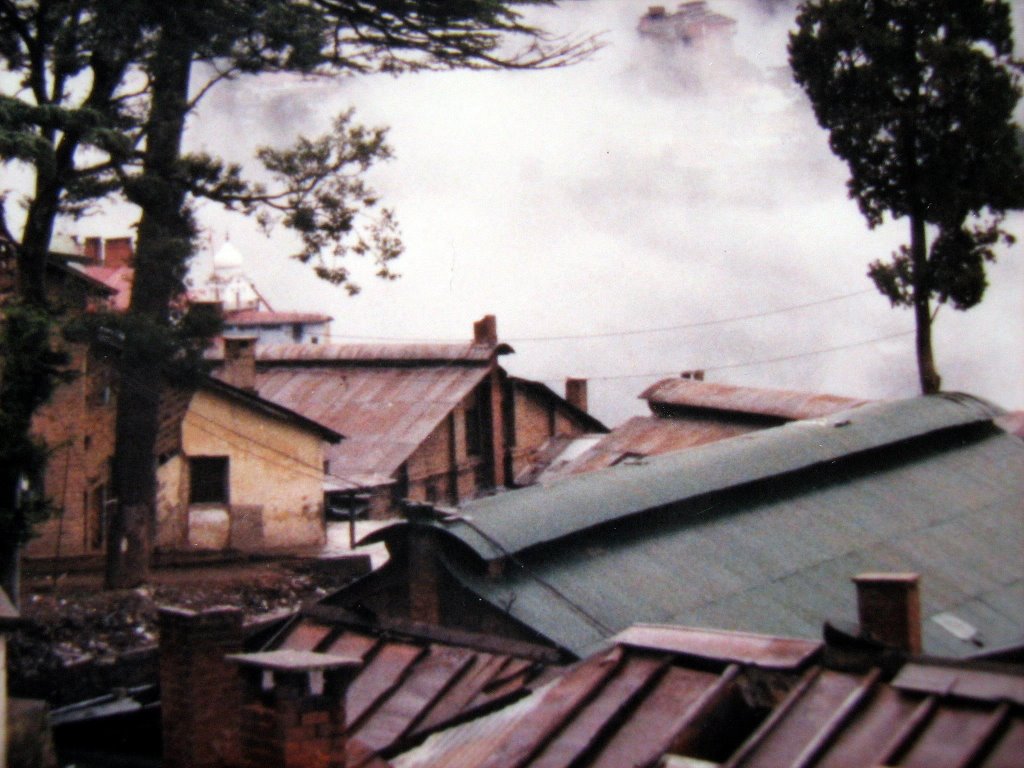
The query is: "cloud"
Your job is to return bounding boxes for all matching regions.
[39,0,1024,424]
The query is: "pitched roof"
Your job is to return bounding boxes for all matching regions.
[365,394,1024,657]
[389,624,1024,768]
[80,264,133,310]
[238,342,505,486]
[267,614,553,767]
[641,378,870,421]
[528,415,757,483]
[223,309,332,326]
[199,376,343,443]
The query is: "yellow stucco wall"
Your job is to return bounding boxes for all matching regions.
[156,388,327,551]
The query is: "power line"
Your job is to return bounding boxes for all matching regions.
[561,328,915,382]
[327,289,878,344]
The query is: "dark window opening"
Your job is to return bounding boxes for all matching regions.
[292,323,303,341]
[465,400,482,456]
[189,456,229,505]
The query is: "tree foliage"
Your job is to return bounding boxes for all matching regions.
[1,0,599,588]
[789,0,1024,393]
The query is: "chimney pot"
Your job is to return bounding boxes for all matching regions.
[473,314,498,346]
[228,650,361,768]
[853,572,922,654]
[565,378,589,413]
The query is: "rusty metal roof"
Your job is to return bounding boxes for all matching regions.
[720,662,1024,768]
[251,362,491,484]
[224,309,332,326]
[269,616,551,767]
[612,624,821,669]
[388,624,1024,768]
[529,415,758,483]
[256,342,509,364]
[641,378,870,421]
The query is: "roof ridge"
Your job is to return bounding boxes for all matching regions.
[436,394,1003,562]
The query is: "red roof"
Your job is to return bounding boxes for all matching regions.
[212,342,507,487]
[389,624,1024,768]
[223,309,332,326]
[641,378,870,421]
[271,616,553,766]
[81,265,134,310]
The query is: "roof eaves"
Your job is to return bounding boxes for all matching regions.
[202,376,344,443]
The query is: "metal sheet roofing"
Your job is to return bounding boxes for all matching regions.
[270,618,549,766]
[532,415,758,482]
[389,625,1024,768]
[252,363,491,483]
[256,342,505,364]
[433,394,1002,561]
[641,378,870,421]
[370,394,1023,658]
[223,309,332,326]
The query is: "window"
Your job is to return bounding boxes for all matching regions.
[465,395,483,457]
[189,456,229,505]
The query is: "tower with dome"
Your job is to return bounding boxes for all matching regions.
[193,239,333,345]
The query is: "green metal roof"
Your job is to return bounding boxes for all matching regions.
[435,394,1004,561]
[371,394,1023,658]
[464,425,1021,656]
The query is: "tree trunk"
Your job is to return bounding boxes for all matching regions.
[909,213,941,394]
[105,25,195,589]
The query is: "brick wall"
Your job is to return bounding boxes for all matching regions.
[25,346,117,559]
[159,606,244,768]
[233,653,358,768]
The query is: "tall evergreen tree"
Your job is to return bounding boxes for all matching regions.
[1,1,599,589]
[789,0,1024,393]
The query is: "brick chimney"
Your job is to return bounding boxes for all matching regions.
[228,650,361,768]
[473,314,498,346]
[680,370,705,381]
[852,573,922,654]
[103,237,134,269]
[223,336,257,392]
[159,606,244,768]
[83,236,102,264]
[565,378,589,413]
[402,501,443,626]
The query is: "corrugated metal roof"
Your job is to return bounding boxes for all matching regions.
[252,363,490,482]
[270,618,549,766]
[613,624,820,669]
[531,415,758,483]
[433,394,1003,561]
[365,394,1022,658]
[256,342,506,364]
[641,378,870,421]
[389,625,1024,768]
[224,309,332,326]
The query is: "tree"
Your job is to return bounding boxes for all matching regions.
[789,0,1024,393]
[1,0,599,589]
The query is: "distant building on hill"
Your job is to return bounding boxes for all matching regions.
[191,240,333,345]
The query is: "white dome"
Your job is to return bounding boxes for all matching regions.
[213,241,244,272]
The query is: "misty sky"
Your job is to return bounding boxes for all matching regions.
[37,0,1024,426]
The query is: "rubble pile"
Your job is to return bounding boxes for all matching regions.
[10,564,350,705]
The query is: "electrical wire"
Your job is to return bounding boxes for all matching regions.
[559,328,915,382]
[326,289,878,344]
